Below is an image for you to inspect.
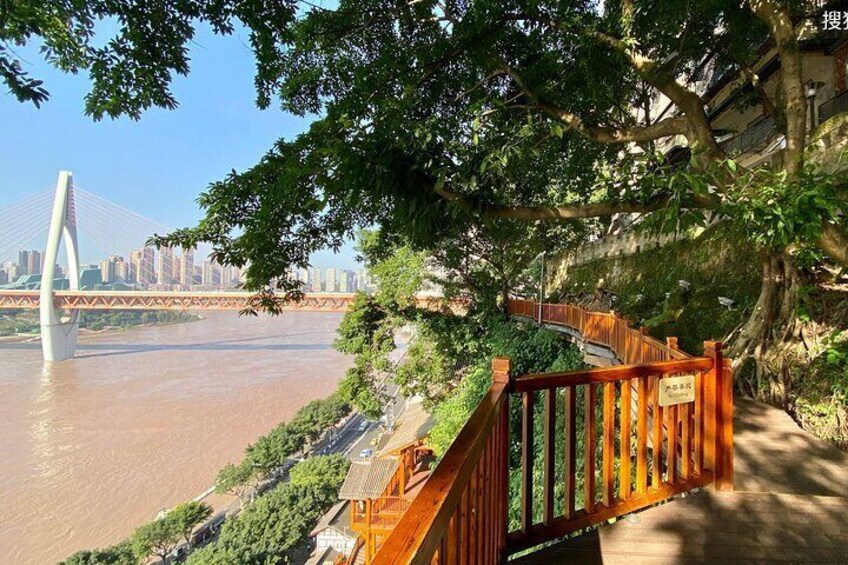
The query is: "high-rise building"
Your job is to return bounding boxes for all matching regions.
[6,263,21,281]
[311,266,322,292]
[99,257,116,284]
[202,260,221,287]
[178,249,194,287]
[339,270,347,292]
[16,250,42,276]
[325,268,337,292]
[157,247,174,286]
[114,257,130,281]
[26,250,42,275]
[17,251,29,275]
[339,270,353,293]
[98,255,127,284]
[131,247,156,285]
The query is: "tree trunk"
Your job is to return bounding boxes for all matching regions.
[729,252,804,404]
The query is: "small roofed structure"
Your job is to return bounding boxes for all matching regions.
[339,458,399,501]
[309,500,358,560]
[337,398,436,564]
[377,398,435,458]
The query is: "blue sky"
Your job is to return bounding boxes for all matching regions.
[0,24,358,269]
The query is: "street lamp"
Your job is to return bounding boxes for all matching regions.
[806,80,825,128]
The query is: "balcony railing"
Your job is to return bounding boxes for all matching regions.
[721,115,777,156]
[819,89,848,124]
[373,299,734,564]
[351,496,413,529]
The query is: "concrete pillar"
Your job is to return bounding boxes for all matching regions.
[40,171,81,362]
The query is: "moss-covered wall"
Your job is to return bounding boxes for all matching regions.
[548,225,761,355]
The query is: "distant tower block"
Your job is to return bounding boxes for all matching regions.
[40,171,81,362]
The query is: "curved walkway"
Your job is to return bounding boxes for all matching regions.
[513,398,848,564]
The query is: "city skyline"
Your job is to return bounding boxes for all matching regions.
[1,244,372,294]
[0,183,361,271]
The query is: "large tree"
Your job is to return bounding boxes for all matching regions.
[7,0,847,397]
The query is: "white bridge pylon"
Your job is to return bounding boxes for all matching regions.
[40,171,81,362]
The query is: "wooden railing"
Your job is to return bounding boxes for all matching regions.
[373,360,511,564]
[373,300,733,564]
[522,298,689,363]
[343,536,365,565]
[351,497,413,529]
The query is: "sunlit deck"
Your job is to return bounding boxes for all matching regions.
[513,398,848,563]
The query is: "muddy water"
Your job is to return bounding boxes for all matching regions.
[0,312,352,564]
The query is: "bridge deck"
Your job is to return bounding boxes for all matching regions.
[511,398,848,564]
[0,290,463,312]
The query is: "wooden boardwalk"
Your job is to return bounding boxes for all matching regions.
[512,398,848,564]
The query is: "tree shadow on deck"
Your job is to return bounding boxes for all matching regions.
[511,398,848,564]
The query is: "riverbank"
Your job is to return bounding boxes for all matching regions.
[0,310,202,340]
[0,313,204,344]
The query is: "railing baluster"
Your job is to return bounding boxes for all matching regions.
[476,454,484,562]
[584,384,597,512]
[681,401,691,480]
[652,376,663,489]
[446,514,457,563]
[459,488,468,565]
[483,432,491,565]
[499,396,509,553]
[521,391,534,534]
[620,378,632,500]
[694,370,703,475]
[667,403,678,484]
[470,462,478,564]
[636,376,648,493]
[602,382,615,507]
[543,389,556,526]
[564,386,576,518]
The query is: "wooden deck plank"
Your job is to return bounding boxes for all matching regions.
[511,399,848,564]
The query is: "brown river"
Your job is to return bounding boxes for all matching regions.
[0,312,352,564]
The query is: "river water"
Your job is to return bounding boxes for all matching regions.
[0,312,352,564]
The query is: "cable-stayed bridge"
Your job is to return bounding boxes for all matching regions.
[0,172,457,361]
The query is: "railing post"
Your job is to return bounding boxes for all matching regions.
[704,341,733,491]
[666,337,678,362]
[491,357,511,561]
[719,357,734,491]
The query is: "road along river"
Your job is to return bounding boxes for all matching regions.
[0,311,352,564]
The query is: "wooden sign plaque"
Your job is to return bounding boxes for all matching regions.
[658,374,696,406]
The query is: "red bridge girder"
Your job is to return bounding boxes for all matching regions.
[0,290,465,313]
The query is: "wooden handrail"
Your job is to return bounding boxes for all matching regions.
[513,357,714,392]
[372,361,511,564]
[511,298,691,364]
[344,536,365,565]
[374,300,734,564]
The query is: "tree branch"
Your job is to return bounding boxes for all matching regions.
[433,182,717,221]
[499,62,689,144]
[747,0,806,174]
